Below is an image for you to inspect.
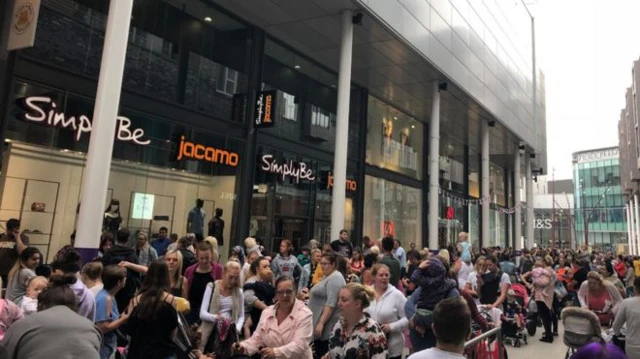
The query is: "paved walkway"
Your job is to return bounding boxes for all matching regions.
[505,324,568,359]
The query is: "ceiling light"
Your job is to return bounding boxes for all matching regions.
[204,16,213,22]
[294,65,301,69]
[393,116,398,120]
[411,125,415,129]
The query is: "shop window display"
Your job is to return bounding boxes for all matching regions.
[366,97,423,179]
[3,82,242,262]
[363,176,421,245]
[314,165,356,244]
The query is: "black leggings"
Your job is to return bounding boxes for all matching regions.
[552,295,561,333]
[536,300,553,338]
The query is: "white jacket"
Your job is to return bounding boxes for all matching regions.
[366,285,408,357]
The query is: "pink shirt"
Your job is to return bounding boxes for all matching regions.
[241,299,313,358]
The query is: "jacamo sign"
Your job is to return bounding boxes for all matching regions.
[176,136,239,167]
[255,90,277,128]
[16,96,150,145]
[260,154,315,183]
[327,172,357,192]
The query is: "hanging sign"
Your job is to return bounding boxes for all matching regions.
[255,90,277,128]
[260,154,315,183]
[16,96,150,145]
[7,0,41,51]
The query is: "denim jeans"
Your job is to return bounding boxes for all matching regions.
[100,333,117,359]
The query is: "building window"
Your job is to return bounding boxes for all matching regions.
[282,92,297,121]
[216,67,238,96]
[311,105,330,128]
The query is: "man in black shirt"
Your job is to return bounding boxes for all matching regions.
[102,228,140,312]
[330,229,353,258]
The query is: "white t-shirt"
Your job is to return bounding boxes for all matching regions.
[457,262,472,290]
[408,347,466,359]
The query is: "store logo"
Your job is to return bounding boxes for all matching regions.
[255,90,277,128]
[12,1,35,35]
[16,96,150,145]
[260,154,315,183]
[533,219,552,229]
[327,172,357,192]
[176,136,239,167]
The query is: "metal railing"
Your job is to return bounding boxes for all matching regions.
[464,327,504,359]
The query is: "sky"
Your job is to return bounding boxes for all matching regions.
[533,0,640,180]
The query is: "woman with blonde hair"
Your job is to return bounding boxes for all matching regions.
[6,247,41,306]
[367,264,407,359]
[326,283,388,359]
[579,271,624,326]
[465,255,487,305]
[199,260,244,357]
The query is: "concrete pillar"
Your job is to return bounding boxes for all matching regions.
[428,82,441,250]
[75,0,134,263]
[626,203,633,255]
[330,10,354,241]
[514,152,522,250]
[526,155,534,249]
[631,193,640,253]
[481,122,490,247]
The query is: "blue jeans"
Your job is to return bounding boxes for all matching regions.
[100,333,116,359]
[409,327,437,353]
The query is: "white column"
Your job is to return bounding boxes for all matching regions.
[75,0,134,262]
[428,82,441,250]
[514,152,522,250]
[626,203,633,255]
[330,10,354,241]
[526,155,534,249]
[631,194,640,253]
[630,200,636,255]
[481,122,490,247]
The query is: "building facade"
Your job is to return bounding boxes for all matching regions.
[533,179,575,249]
[573,148,627,252]
[618,58,640,255]
[0,0,547,261]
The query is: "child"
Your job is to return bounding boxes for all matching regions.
[504,289,524,328]
[0,277,24,340]
[20,276,48,316]
[95,265,129,359]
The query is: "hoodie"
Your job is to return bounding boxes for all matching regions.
[71,278,96,321]
[271,254,302,282]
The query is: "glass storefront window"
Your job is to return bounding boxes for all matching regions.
[490,163,506,206]
[366,97,423,179]
[363,176,422,245]
[313,165,356,244]
[5,81,242,261]
[438,193,465,248]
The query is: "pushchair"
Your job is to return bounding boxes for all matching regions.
[561,307,602,359]
[467,306,508,359]
[501,284,529,347]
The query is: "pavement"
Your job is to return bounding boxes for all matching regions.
[503,323,568,359]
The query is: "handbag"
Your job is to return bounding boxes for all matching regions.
[31,202,45,212]
[554,282,568,299]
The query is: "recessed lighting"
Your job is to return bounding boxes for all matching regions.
[393,116,398,120]
[294,65,301,69]
[204,16,213,22]
[411,125,415,129]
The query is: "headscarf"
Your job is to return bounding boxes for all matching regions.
[570,342,627,359]
[412,257,457,310]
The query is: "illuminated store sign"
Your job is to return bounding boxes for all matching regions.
[16,96,150,145]
[327,172,357,192]
[176,136,239,167]
[260,154,315,183]
[255,90,277,128]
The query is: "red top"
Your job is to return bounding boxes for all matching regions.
[588,288,613,325]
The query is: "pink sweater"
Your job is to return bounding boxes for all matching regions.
[241,299,313,358]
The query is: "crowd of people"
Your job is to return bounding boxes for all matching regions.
[2,215,640,358]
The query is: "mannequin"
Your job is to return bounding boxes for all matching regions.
[103,199,122,237]
[187,199,206,238]
[208,208,224,246]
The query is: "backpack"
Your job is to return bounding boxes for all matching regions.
[180,249,197,274]
[479,271,503,305]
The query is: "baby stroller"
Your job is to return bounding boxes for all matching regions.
[501,285,528,347]
[561,307,602,359]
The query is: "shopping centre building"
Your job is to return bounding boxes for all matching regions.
[0,0,547,261]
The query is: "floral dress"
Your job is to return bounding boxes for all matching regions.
[325,313,388,359]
